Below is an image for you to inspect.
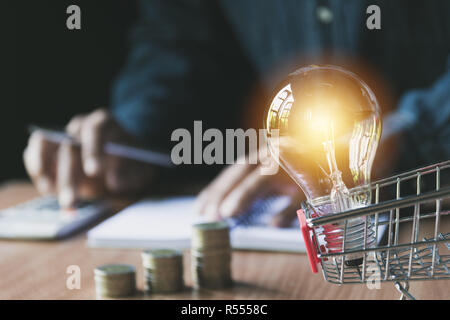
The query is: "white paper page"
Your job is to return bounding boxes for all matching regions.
[87,197,195,248]
[87,196,306,252]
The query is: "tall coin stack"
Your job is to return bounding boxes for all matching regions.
[141,249,184,294]
[94,264,136,298]
[191,221,232,289]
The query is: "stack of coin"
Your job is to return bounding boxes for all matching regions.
[94,264,136,298]
[191,221,232,289]
[141,249,184,294]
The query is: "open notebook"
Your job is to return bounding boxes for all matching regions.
[87,196,306,252]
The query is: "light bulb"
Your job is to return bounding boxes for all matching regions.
[265,65,381,264]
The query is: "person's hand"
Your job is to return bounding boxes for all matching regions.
[194,145,304,227]
[23,108,155,207]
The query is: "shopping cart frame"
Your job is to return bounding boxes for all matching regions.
[298,160,450,299]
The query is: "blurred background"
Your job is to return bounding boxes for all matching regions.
[2,0,449,183]
[2,0,137,182]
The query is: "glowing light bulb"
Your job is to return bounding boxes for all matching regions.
[265,65,381,263]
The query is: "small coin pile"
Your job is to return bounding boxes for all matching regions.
[141,249,184,294]
[94,264,136,298]
[191,221,232,289]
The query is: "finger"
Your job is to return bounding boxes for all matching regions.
[23,131,57,194]
[24,146,53,194]
[80,109,109,177]
[269,200,300,228]
[194,162,254,219]
[219,167,273,219]
[270,188,304,227]
[56,142,81,208]
[65,114,85,138]
[23,131,47,177]
[194,146,261,217]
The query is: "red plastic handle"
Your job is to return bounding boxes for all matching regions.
[297,209,320,273]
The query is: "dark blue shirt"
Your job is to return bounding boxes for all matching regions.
[111,0,450,172]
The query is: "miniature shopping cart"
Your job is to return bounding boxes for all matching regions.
[298,160,450,300]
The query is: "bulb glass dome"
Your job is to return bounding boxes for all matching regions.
[265,65,381,215]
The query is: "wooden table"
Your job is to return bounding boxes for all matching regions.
[0,181,448,300]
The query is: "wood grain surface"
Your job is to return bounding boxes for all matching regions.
[0,181,448,300]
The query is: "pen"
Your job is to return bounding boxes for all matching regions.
[28,125,174,168]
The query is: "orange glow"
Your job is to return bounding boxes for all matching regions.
[265,65,381,201]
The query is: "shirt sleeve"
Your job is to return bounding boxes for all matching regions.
[110,0,254,152]
[382,57,450,171]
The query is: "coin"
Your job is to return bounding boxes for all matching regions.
[94,264,136,298]
[191,221,232,289]
[141,249,184,294]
